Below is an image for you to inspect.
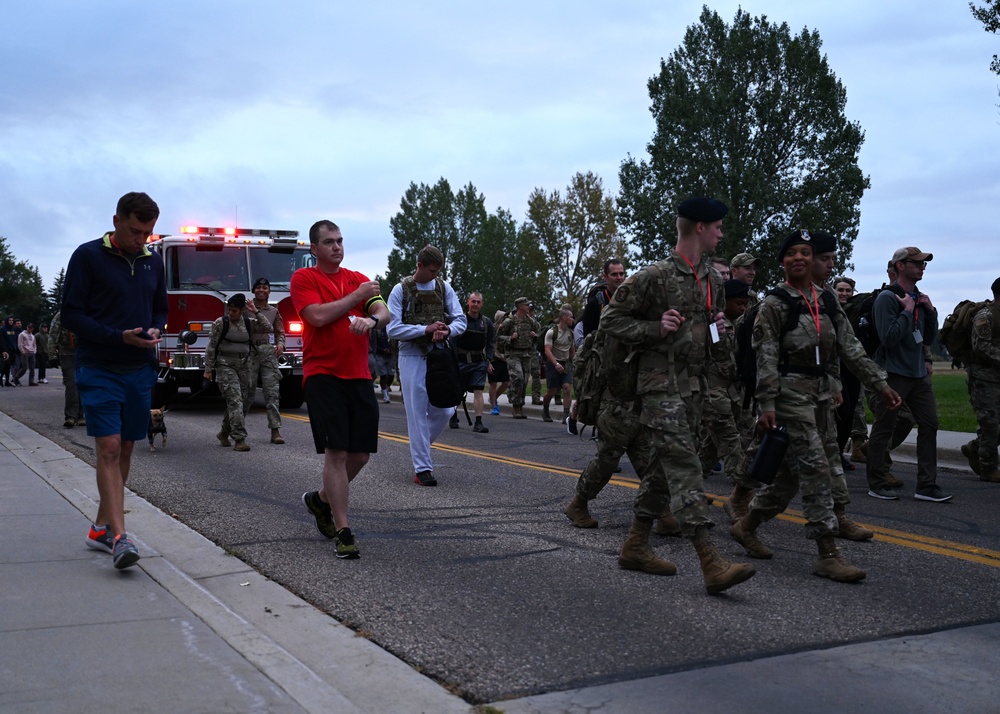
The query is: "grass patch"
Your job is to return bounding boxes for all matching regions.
[863,366,977,433]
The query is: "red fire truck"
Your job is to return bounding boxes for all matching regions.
[146,226,314,409]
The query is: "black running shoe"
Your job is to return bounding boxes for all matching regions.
[449,413,460,429]
[334,527,360,559]
[473,421,489,433]
[414,471,438,486]
[302,491,337,538]
[565,416,578,436]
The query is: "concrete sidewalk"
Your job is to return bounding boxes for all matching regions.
[0,411,471,713]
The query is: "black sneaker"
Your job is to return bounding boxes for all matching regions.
[868,486,900,500]
[302,491,337,538]
[414,471,438,486]
[449,413,460,429]
[565,416,578,436]
[473,421,489,433]
[334,527,360,559]
[914,485,953,503]
[111,534,140,570]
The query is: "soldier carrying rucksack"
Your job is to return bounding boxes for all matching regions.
[953,277,1000,482]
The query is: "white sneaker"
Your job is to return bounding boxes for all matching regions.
[382,389,391,403]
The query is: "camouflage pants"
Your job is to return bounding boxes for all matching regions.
[216,354,255,441]
[969,378,1000,470]
[698,390,743,483]
[529,351,542,400]
[747,403,839,540]
[640,391,713,536]
[507,350,532,407]
[824,400,850,508]
[576,400,664,518]
[249,345,282,430]
[60,353,83,421]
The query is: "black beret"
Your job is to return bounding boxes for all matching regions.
[810,231,837,255]
[992,277,1000,294]
[724,279,751,299]
[677,197,728,223]
[253,277,270,288]
[776,230,815,263]
[227,293,246,308]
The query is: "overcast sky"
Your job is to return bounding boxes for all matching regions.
[2,1,997,312]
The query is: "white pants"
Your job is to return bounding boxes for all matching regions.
[399,353,452,474]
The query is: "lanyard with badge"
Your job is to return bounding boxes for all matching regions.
[911,294,924,344]
[786,282,823,365]
[677,254,721,343]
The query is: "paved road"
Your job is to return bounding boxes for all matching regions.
[4,380,999,705]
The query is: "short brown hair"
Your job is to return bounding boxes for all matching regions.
[308,220,341,245]
[116,192,159,223]
[417,244,444,268]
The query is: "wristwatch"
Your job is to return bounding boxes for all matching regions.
[370,314,380,328]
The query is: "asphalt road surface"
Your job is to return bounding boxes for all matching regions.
[4,378,1000,705]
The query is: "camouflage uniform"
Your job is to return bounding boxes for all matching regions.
[497,313,540,408]
[529,348,542,402]
[575,399,665,518]
[748,284,888,539]
[205,313,272,441]
[699,314,744,482]
[48,311,84,423]
[249,303,284,430]
[599,256,721,537]
[967,301,1000,473]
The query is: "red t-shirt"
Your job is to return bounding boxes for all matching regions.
[290,266,373,381]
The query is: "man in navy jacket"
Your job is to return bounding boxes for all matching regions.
[62,192,167,569]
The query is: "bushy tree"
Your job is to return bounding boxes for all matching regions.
[971,0,1000,74]
[47,267,66,317]
[386,178,459,290]
[525,171,625,315]
[0,237,48,324]
[618,6,869,288]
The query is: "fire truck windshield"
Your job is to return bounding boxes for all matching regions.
[166,244,315,292]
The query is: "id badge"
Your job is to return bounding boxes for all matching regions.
[913,329,923,344]
[709,323,721,344]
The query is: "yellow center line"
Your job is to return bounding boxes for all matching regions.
[282,411,1000,568]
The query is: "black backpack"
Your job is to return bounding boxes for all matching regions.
[425,342,462,408]
[220,314,258,354]
[844,285,904,357]
[734,288,839,409]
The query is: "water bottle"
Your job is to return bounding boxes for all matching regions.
[747,426,790,485]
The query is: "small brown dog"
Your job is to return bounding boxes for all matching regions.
[148,408,168,451]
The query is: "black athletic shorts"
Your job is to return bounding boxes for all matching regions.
[304,375,379,454]
[488,357,509,384]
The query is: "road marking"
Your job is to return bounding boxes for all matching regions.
[283,412,1000,568]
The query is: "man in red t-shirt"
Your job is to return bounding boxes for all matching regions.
[290,220,389,559]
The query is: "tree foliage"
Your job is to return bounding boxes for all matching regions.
[0,236,48,325]
[524,171,626,315]
[971,0,1000,74]
[618,6,869,288]
[386,178,459,291]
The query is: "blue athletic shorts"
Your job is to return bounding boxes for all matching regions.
[76,364,157,441]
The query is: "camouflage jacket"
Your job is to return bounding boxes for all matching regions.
[753,283,887,419]
[205,313,272,370]
[970,300,1000,383]
[497,314,540,353]
[600,254,722,398]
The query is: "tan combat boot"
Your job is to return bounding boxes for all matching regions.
[512,405,527,419]
[692,528,755,595]
[233,439,251,452]
[723,484,754,524]
[814,535,866,582]
[217,431,231,447]
[834,504,874,541]
[962,442,982,476]
[730,511,773,559]
[980,468,1000,483]
[618,518,677,576]
[652,507,681,537]
[851,440,868,464]
[564,495,598,528]
[271,429,285,445]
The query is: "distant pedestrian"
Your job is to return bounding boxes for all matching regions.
[62,191,167,570]
[488,309,510,415]
[962,276,1000,483]
[49,311,85,427]
[14,323,38,386]
[249,277,286,444]
[542,306,575,424]
[291,219,390,559]
[35,323,50,383]
[450,291,495,433]
[496,297,539,419]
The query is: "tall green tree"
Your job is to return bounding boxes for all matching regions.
[525,171,625,315]
[0,237,48,324]
[47,267,66,317]
[618,6,869,288]
[386,178,459,290]
[470,209,549,320]
[970,0,1000,74]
